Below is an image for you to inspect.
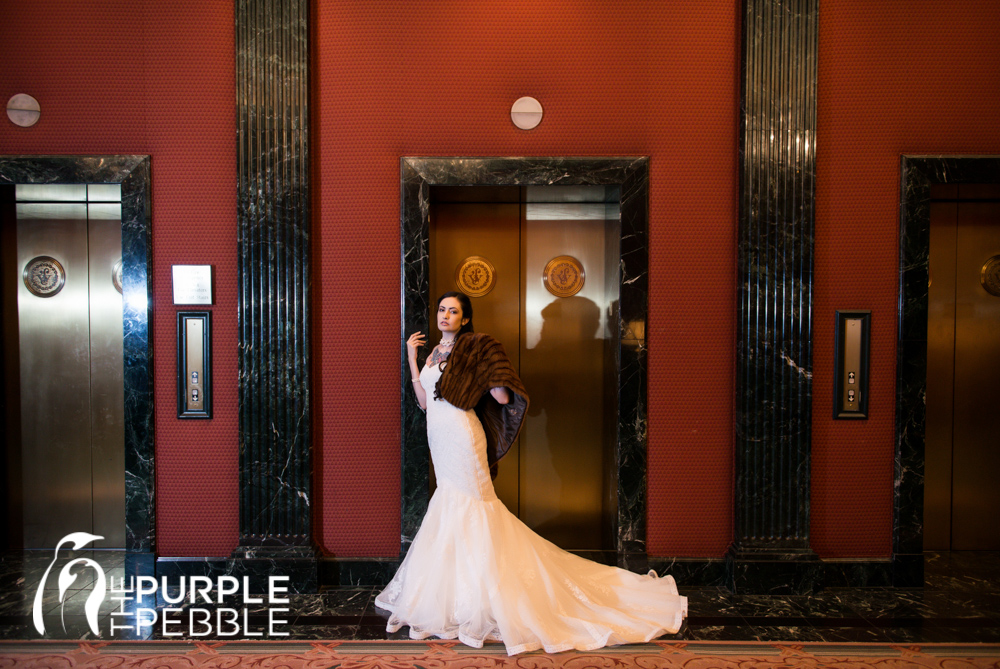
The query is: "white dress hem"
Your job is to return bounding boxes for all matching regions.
[374,362,687,656]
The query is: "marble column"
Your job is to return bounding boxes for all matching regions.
[234,0,316,588]
[728,0,821,593]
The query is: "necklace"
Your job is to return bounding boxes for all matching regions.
[439,338,457,347]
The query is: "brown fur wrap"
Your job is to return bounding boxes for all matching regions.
[433,332,529,468]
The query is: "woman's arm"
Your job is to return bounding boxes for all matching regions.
[407,332,427,410]
[489,386,510,404]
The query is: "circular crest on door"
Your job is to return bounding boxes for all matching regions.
[542,255,585,298]
[455,256,496,297]
[982,255,1000,297]
[113,259,124,294]
[23,255,66,298]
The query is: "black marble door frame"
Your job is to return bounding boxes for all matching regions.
[400,157,650,568]
[0,155,154,558]
[895,155,1000,586]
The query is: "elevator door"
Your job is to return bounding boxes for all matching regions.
[7,184,125,549]
[926,184,1000,550]
[430,186,619,550]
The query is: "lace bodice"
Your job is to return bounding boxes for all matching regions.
[420,361,497,502]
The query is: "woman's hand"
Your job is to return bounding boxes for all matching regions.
[490,386,510,405]
[406,331,426,362]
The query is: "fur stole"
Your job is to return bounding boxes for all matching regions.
[434,332,529,468]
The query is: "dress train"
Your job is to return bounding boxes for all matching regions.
[375,361,687,655]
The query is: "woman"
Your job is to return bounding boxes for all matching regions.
[375,291,687,655]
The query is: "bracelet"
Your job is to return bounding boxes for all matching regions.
[411,380,420,384]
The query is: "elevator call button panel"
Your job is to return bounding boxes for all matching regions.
[834,311,870,419]
[177,311,212,419]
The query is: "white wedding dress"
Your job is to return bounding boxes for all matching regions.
[374,361,687,655]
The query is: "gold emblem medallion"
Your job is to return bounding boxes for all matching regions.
[982,255,1000,297]
[23,256,66,298]
[455,256,496,297]
[542,255,585,297]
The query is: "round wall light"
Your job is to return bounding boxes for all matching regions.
[7,94,40,127]
[510,96,542,130]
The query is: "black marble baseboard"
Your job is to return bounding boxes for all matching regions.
[319,559,400,588]
[727,548,824,595]
[891,552,925,588]
[650,558,728,587]
[821,559,894,589]
[726,554,917,593]
[125,552,156,580]
[648,556,900,591]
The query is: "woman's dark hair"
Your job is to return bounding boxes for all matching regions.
[437,291,474,337]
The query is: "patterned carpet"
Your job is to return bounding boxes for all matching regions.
[2,640,1000,668]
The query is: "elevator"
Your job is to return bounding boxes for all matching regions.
[0,183,125,549]
[429,185,620,551]
[925,183,1000,550]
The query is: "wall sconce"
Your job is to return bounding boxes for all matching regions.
[7,94,40,127]
[511,97,542,130]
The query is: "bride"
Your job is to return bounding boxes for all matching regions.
[375,291,687,655]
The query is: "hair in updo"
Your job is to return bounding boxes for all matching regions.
[437,291,474,337]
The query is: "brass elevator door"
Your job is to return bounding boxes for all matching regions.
[431,198,523,509]
[3,184,126,549]
[926,185,1000,550]
[429,186,619,551]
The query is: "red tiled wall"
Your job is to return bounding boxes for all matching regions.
[812,1,1000,556]
[0,0,239,556]
[10,0,992,561]
[313,0,740,557]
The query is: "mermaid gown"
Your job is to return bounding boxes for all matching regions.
[374,361,687,655]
